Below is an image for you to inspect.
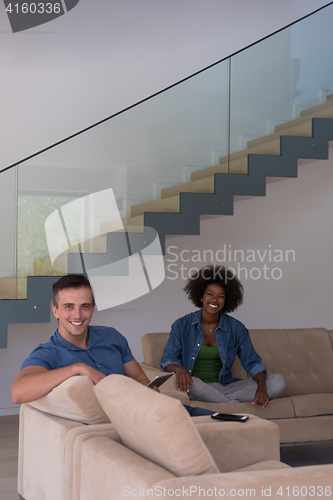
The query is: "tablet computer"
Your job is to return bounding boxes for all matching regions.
[147,372,175,388]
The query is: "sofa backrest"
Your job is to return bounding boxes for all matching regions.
[247,328,333,397]
[142,328,333,398]
[141,332,169,368]
[328,330,333,349]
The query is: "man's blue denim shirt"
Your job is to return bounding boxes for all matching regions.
[160,309,266,385]
[21,325,134,375]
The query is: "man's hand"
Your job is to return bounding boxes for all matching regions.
[252,371,269,407]
[149,385,160,393]
[72,363,106,385]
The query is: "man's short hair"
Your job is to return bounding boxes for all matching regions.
[52,275,95,307]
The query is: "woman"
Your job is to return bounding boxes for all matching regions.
[160,265,285,406]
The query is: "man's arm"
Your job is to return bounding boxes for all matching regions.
[123,359,151,386]
[11,363,106,404]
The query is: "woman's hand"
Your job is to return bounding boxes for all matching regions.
[252,386,269,407]
[252,371,269,407]
[174,366,195,393]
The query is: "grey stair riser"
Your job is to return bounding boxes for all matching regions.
[0,277,59,348]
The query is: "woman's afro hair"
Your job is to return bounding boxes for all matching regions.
[183,265,244,313]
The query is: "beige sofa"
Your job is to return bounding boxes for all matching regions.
[18,374,280,500]
[18,374,278,500]
[83,375,333,500]
[18,374,333,500]
[141,328,333,443]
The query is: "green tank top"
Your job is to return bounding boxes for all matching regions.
[191,345,222,383]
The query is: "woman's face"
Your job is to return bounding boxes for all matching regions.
[201,283,226,316]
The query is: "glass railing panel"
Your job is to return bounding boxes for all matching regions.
[291,5,333,116]
[17,61,229,285]
[0,167,18,299]
[229,4,333,166]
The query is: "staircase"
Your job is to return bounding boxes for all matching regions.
[99,95,333,251]
[0,94,333,347]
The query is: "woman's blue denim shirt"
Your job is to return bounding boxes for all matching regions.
[160,309,266,385]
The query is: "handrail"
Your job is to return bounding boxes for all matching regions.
[1,0,332,175]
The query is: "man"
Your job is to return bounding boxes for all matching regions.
[11,274,213,417]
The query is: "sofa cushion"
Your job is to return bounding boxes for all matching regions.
[94,374,219,477]
[291,394,333,417]
[188,397,295,420]
[193,416,280,472]
[28,375,110,425]
[233,460,291,472]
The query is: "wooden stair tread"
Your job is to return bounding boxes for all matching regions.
[131,195,180,217]
[0,278,27,300]
[101,215,145,233]
[161,175,215,198]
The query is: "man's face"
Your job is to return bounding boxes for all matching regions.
[52,287,95,345]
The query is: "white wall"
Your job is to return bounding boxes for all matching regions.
[0,0,330,170]
[2,146,332,415]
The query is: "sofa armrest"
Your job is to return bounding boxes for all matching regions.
[140,362,178,392]
[154,464,333,499]
[192,415,280,472]
[80,436,175,500]
[19,404,84,500]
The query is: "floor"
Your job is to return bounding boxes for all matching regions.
[0,415,332,500]
[0,415,21,500]
[280,440,333,467]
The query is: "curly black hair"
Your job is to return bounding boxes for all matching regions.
[183,265,244,313]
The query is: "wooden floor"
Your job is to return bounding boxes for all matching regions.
[0,414,332,500]
[0,415,21,500]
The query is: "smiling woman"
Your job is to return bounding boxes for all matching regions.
[184,265,243,314]
[160,265,285,406]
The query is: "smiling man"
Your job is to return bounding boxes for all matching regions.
[11,274,215,418]
[11,275,152,405]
